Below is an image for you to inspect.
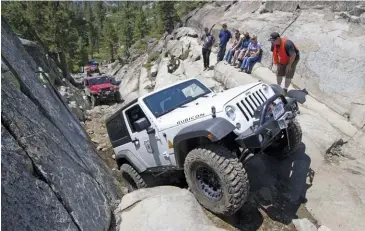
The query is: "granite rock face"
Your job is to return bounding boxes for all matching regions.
[1,20,123,231]
[115,186,228,231]
[184,1,365,130]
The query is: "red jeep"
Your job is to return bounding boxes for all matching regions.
[84,75,122,107]
[86,60,101,76]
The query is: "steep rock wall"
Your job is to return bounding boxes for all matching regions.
[1,20,123,231]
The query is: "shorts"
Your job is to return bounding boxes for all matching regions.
[276,57,299,79]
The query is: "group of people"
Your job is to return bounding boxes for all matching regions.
[200,24,300,94]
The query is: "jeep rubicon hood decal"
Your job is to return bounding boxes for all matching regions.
[156,82,261,131]
[177,113,205,125]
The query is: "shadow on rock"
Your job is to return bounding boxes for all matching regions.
[288,89,308,104]
[218,143,314,230]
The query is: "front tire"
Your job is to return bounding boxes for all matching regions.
[120,164,147,193]
[184,144,249,215]
[264,120,302,159]
[114,91,122,103]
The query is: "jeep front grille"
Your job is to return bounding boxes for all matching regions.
[236,89,267,121]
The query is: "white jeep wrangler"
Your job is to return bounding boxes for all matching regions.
[106,78,302,215]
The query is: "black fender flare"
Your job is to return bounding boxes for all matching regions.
[173,117,236,167]
[269,84,284,95]
[115,150,147,173]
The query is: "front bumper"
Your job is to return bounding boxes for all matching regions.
[95,91,117,99]
[235,93,299,150]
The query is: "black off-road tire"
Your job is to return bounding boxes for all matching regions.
[115,91,122,103]
[120,163,147,193]
[90,95,98,107]
[184,144,249,215]
[265,120,302,159]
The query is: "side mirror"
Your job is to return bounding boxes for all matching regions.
[115,80,121,85]
[133,117,150,132]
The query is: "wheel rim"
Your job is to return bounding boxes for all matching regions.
[194,164,223,201]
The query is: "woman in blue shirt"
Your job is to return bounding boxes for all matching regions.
[231,32,251,66]
[239,34,262,74]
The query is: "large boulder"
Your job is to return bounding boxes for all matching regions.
[115,186,228,231]
[117,54,147,100]
[174,27,199,40]
[1,20,122,231]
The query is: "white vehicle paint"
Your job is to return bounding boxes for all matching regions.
[106,78,277,173]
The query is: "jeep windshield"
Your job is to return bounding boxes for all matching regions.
[143,79,211,118]
[88,77,111,85]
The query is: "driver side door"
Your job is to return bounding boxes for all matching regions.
[124,103,172,169]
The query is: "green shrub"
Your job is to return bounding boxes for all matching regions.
[144,62,153,71]
[135,39,147,51]
[147,52,160,63]
[181,49,190,60]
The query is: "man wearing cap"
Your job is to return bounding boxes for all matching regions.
[268,32,300,95]
[217,23,232,63]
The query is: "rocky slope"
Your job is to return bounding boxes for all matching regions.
[3,1,364,231]
[97,2,365,231]
[1,20,123,231]
[183,0,365,130]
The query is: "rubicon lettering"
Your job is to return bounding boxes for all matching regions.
[177,113,205,125]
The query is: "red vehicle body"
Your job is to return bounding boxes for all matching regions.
[84,75,122,106]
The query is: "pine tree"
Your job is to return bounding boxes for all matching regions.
[119,2,135,57]
[104,19,118,61]
[133,7,148,40]
[157,1,179,34]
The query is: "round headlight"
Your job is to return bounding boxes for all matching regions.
[225,105,236,121]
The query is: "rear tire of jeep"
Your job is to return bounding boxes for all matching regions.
[265,120,302,159]
[120,164,147,193]
[184,144,249,215]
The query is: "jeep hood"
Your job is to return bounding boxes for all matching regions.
[156,82,261,131]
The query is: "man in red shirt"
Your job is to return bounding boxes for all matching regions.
[268,32,300,95]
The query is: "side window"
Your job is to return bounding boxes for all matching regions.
[106,112,130,145]
[125,104,150,133]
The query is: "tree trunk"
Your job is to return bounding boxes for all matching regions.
[109,42,114,61]
[58,51,77,86]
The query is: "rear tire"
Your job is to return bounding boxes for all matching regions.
[184,144,249,215]
[120,163,147,193]
[264,120,302,159]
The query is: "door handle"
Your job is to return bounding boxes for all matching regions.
[132,138,139,144]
